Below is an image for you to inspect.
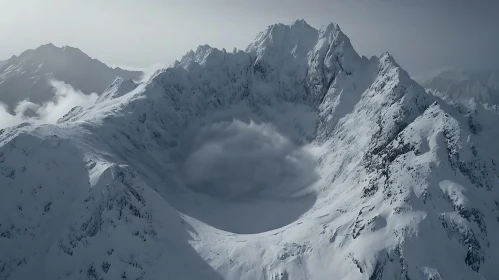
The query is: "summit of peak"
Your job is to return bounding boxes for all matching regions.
[17,43,89,62]
[246,20,319,54]
[178,44,217,66]
[195,44,214,54]
[290,19,316,30]
[322,22,341,32]
[380,52,396,62]
[267,19,318,34]
[36,43,82,53]
[22,43,61,56]
[38,42,58,49]
[292,19,308,25]
[378,52,400,69]
[317,22,347,42]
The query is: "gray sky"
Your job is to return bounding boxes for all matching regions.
[1,0,498,76]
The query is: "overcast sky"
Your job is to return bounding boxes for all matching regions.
[1,0,498,76]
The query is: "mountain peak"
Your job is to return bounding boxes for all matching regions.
[38,42,57,49]
[36,43,81,52]
[246,20,319,56]
[0,44,142,111]
[291,19,308,26]
[321,21,341,32]
[290,19,315,30]
[379,52,398,66]
[16,43,88,63]
[14,43,59,59]
[265,20,318,38]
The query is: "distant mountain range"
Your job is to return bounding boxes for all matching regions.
[0,43,142,111]
[419,69,499,107]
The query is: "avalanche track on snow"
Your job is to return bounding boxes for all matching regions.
[1,20,499,280]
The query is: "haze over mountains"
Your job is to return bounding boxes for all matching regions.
[0,43,141,114]
[0,20,498,280]
[419,69,499,107]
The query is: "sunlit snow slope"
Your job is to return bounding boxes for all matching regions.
[1,20,498,280]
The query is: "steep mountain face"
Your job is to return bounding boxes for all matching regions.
[0,44,142,111]
[1,20,499,280]
[420,69,499,107]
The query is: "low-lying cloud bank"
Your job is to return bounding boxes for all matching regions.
[0,79,98,129]
[182,120,320,200]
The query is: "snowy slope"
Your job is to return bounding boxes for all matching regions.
[0,44,142,111]
[1,20,499,280]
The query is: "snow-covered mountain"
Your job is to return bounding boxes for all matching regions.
[420,69,499,107]
[0,44,142,111]
[1,20,499,280]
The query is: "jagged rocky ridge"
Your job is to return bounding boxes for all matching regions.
[1,20,498,280]
[0,43,142,111]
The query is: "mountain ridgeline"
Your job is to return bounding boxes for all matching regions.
[0,20,498,280]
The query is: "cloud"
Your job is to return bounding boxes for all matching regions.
[181,120,319,200]
[112,63,166,83]
[137,63,166,83]
[0,79,98,129]
[37,80,98,123]
[0,103,24,129]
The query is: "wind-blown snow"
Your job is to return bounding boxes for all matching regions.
[1,20,498,280]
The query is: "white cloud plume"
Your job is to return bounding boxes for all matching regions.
[0,79,98,129]
[0,102,24,129]
[112,63,166,83]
